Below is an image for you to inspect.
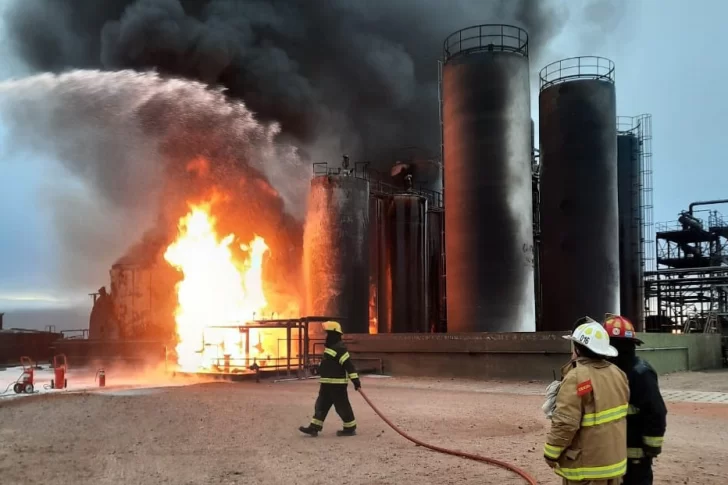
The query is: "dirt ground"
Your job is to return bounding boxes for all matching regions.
[1,372,727,485]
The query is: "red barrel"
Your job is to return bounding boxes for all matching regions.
[53,366,65,389]
[98,370,105,387]
[52,354,68,389]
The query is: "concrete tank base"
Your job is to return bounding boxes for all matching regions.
[345,332,724,381]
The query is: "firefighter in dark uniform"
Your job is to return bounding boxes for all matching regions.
[299,321,361,437]
[603,314,667,485]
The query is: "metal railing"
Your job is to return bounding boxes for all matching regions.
[312,162,443,209]
[443,24,528,61]
[539,56,615,91]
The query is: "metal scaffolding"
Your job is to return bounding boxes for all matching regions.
[645,209,728,333]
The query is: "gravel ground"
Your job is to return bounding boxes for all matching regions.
[1,372,727,485]
[660,369,728,392]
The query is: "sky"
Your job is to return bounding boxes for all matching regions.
[0,0,726,326]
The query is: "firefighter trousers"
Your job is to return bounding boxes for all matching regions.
[623,458,653,485]
[309,383,356,430]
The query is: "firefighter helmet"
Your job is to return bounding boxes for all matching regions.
[603,313,643,345]
[563,320,618,358]
[322,321,343,334]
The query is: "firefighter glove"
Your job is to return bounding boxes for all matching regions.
[352,378,361,390]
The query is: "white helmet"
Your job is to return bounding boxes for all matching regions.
[563,320,618,358]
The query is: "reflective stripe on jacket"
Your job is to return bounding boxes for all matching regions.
[544,357,630,481]
[318,343,359,384]
[624,357,667,459]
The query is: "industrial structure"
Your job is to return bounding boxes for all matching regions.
[645,203,728,336]
[538,56,619,332]
[11,23,719,377]
[303,171,371,334]
[616,114,654,331]
[441,25,535,333]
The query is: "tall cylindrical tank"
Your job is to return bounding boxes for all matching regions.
[539,57,619,331]
[368,195,392,334]
[442,24,535,332]
[368,196,380,334]
[304,175,370,334]
[617,132,644,330]
[427,209,445,332]
[388,194,429,332]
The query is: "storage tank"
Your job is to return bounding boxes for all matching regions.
[304,175,370,334]
[107,263,177,340]
[388,194,428,332]
[617,131,644,330]
[427,209,445,332]
[442,24,535,332]
[539,56,619,331]
[368,195,392,334]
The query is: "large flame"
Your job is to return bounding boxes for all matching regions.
[164,202,285,373]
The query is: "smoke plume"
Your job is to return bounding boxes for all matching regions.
[0,0,594,293]
[4,0,567,160]
[0,70,306,294]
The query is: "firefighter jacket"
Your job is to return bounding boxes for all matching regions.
[544,357,630,482]
[318,341,359,385]
[624,356,667,460]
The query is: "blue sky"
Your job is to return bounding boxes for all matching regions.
[0,0,725,315]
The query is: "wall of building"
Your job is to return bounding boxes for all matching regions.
[638,333,723,374]
[52,339,168,369]
[0,330,62,365]
[346,332,723,381]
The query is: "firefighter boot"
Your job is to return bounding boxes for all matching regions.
[298,425,319,437]
[336,428,356,437]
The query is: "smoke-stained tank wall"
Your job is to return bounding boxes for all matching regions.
[427,209,445,332]
[388,194,428,332]
[617,133,644,329]
[304,175,370,334]
[539,57,619,331]
[369,195,392,333]
[106,263,177,340]
[442,25,535,332]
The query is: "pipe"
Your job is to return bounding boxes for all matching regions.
[645,266,728,275]
[356,388,539,485]
[688,199,728,215]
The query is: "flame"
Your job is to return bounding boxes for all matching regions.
[163,202,286,373]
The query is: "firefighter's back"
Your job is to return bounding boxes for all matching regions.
[559,358,630,481]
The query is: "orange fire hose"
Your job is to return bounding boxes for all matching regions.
[357,388,539,485]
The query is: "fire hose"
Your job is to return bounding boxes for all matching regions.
[356,388,539,485]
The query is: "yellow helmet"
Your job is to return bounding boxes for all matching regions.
[322,321,343,334]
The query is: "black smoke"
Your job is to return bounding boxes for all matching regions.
[4,0,566,161]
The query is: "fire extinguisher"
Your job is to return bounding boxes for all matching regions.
[95,369,105,388]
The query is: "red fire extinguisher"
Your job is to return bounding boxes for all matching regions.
[50,354,68,390]
[95,369,105,387]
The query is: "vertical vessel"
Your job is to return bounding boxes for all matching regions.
[539,56,619,330]
[427,208,445,332]
[387,194,429,332]
[617,125,644,329]
[442,24,535,332]
[304,175,370,334]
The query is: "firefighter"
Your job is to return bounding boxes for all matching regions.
[544,319,630,485]
[299,321,361,437]
[603,314,667,485]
